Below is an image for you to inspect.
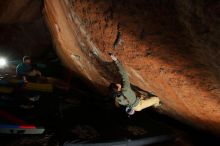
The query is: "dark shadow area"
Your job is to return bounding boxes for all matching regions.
[0,18,52,59]
[1,82,220,146]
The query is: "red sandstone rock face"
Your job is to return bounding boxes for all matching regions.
[44,0,220,134]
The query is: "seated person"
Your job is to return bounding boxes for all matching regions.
[16,56,41,83]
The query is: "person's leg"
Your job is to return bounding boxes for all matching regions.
[28,70,41,76]
[27,70,42,82]
[133,96,160,111]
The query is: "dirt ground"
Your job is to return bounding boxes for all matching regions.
[0,85,220,146]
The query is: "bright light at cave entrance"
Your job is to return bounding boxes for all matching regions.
[0,57,7,68]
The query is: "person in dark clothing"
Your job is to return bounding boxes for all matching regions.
[109,53,160,115]
[16,56,41,83]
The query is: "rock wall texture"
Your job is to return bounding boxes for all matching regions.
[44,0,220,134]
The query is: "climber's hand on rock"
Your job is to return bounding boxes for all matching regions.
[109,53,118,61]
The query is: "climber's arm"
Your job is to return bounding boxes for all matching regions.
[109,53,131,90]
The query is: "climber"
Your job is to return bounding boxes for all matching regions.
[16,56,41,83]
[109,53,160,115]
